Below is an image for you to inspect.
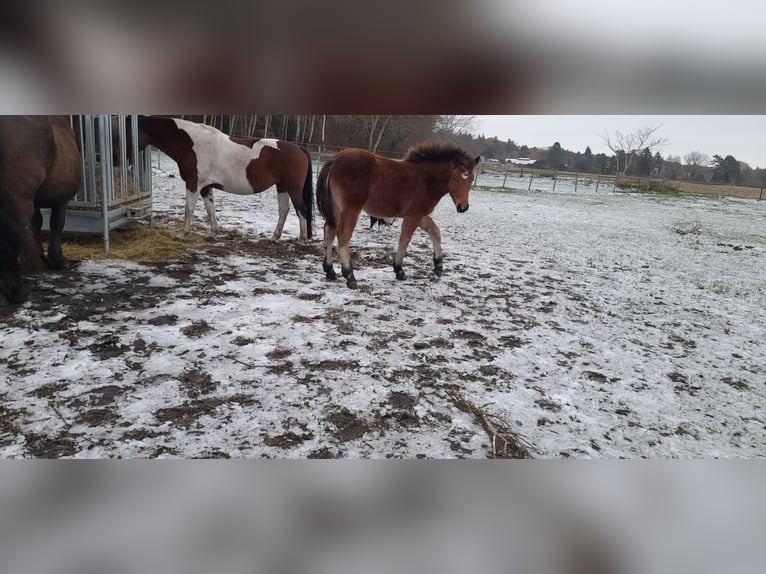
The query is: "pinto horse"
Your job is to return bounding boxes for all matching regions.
[0,116,83,303]
[317,141,479,289]
[137,116,313,241]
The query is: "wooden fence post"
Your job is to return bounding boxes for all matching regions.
[552,170,558,192]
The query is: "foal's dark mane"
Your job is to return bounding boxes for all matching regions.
[403,141,475,170]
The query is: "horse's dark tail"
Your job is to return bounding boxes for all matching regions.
[316,160,336,229]
[0,190,29,304]
[300,146,314,239]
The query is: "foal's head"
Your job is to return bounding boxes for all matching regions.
[447,153,480,213]
[404,141,479,213]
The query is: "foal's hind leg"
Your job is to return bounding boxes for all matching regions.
[298,215,309,244]
[322,223,338,280]
[336,210,361,289]
[418,215,443,276]
[392,216,420,281]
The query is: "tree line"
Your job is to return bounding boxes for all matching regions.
[174,115,765,188]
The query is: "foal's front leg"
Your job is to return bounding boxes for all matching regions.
[392,217,420,281]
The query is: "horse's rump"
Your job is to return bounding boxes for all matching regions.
[35,119,83,207]
[0,115,82,290]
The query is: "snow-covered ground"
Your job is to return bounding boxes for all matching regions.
[1,152,764,458]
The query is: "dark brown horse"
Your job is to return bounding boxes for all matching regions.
[137,116,313,242]
[317,141,479,288]
[0,116,82,303]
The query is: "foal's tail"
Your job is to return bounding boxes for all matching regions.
[300,146,314,239]
[316,160,336,228]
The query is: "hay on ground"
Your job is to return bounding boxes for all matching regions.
[58,225,204,263]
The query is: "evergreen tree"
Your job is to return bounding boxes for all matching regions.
[711,154,742,183]
[577,146,594,172]
[636,147,653,176]
[547,141,564,169]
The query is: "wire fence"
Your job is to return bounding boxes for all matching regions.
[473,164,765,201]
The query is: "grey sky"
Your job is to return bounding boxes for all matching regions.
[476,116,766,169]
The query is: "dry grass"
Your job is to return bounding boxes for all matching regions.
[677,181,763,199]
[59,225,204,263]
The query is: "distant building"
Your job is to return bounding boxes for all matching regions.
[505,158,537,166]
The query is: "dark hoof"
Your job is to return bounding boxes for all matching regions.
[323,262,337,280]
[434,257,443,276]
[2,283,30,304]
[395,270,406,280]
[46,257,67,271]
[342,268,358,288]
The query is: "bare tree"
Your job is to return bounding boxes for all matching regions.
[602,125,668,175]
[361,115,393,153]
[435,115,478,137]
[683,151,710,180]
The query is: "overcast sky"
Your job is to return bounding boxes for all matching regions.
[476,116,766,169]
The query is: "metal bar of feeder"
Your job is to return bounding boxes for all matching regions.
[98,115,113,255]
[117,115,127,195]
[84,115,97,205]
[131,115,140,194]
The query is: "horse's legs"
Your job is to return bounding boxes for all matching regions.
[322,223,338,280]
[17,200,47,273]
[276,184,310,243]
[0,200,30,303]
[46,203,68,269]
[272,191,290,241]
[336,209,361,289]
[418,215,443,276]
[182,188,200,236]
[298,215,308,244]
[31,207,45,257]
[200,187,218,237]
[392,217,420,281]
